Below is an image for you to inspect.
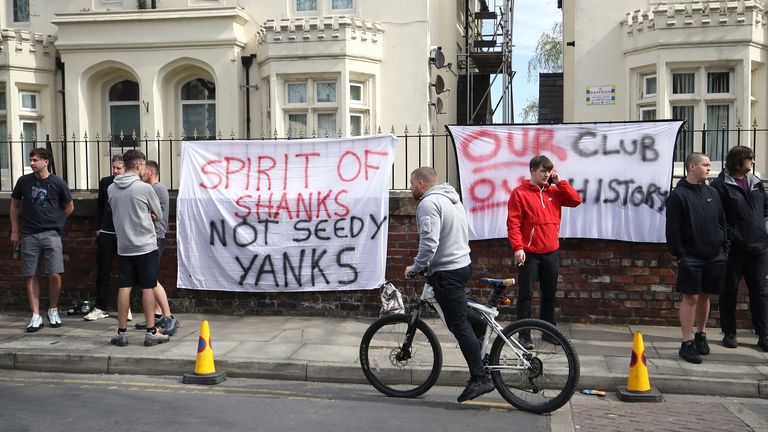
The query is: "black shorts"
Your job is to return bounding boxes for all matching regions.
[118,250,159,289]
[675,253,727,295]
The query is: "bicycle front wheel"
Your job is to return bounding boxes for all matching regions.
[359,314,442,398]
[489,318,580,414]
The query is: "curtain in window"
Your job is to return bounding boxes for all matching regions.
[287,83,307,104]
[672,73,695,94]
[316,83,336,103]
[296,0,317,11]
[288,114,307,137]
[14,0,29,22]
[350,115,363,136]
[672,106,694,162]
[332,0,353,9]
[707,72,729,93]
[317,113,337,136]
[706,105,729,161]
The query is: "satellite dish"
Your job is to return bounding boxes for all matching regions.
[432,75,445,93]
[433,49,445,69]
[429,97,445,115]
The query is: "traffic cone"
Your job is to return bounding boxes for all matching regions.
[183,320,227,385]
[616,331,663,402]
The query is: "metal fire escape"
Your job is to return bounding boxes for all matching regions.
[458,0,515,124]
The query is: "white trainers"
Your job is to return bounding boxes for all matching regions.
[83,308,109,321]
[127,309,133,321]
[47,308,62,328]
[26,314,43,332]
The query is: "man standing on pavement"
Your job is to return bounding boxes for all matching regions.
[10,148,74,332]
[84,155,131,322]
[711,145,768,351]
[135,160,180,335]
[404,167,494,403]
[507,155,581,348]
[108,149,169,347]
[666,153,728,364]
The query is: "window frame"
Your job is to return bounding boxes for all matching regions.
[331,0,354,11]
[350,82,364,104]
[671,71,696,96]
[286,82,309,105]
[19,91,39,112]
[639,106,656,121]
[12,0,30,23]
[642,74,657,98]
[349,112,365,136]
[180,78,217,139]
[706,70,731,95]
[315,81,338,104]
[295,0,317,13]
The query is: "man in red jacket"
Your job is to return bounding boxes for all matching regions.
[507,155,581,348]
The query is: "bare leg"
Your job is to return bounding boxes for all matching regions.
[48,273,62,310]
[153,282,171,316]
[695,293,711,333]
[679,293,698,341]
[26,276,41,315]
[117,287,132,329]
[142,289,156,329]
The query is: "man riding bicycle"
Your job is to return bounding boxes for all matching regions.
[404,167,494,402]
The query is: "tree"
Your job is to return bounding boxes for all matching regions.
[527,21,563,81]
[519,21,562,123]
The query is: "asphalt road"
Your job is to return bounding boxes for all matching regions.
[0,370,549,432]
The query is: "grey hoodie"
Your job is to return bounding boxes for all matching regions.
[411,183,472,273]
[108,173,162,256]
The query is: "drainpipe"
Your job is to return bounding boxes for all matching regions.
[55,57,67,180]
[241,54,257,139]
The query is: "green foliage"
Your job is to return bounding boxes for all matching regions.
[137,0,148,9]
[527,21,563,82]
[520,97,539,124]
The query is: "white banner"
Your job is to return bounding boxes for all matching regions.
[177,136,398,292]
[448,122,682,243]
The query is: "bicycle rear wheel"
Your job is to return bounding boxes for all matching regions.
[489,318,580,414]
[359,314,442,398]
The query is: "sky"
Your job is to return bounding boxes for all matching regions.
[506,0,562,122]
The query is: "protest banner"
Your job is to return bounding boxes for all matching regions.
[447,121,683,243]
[176,135,398,292]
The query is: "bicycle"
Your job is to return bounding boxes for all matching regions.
[359,275,580,414]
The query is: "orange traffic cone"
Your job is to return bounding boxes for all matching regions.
[616,331,663,402]
[183,320,227,385]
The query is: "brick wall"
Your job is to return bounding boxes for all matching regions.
[0,194,755,329]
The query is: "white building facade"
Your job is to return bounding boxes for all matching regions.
[0,0,465,189]
[563,0,768,172]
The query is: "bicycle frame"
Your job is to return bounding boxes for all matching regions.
[404,282,533,372]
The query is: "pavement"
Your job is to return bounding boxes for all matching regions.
[1,311,768,400]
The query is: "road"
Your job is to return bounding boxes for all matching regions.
[0,370,547,432]
[3,370,768,431]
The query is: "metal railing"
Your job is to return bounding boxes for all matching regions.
[0,129,458,192]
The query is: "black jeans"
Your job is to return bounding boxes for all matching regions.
[516,250,560,325]
[427,264,485,379]
[95,233,118,311]
[720,248,768,336]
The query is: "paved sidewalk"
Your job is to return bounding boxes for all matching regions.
[1,312,767,398]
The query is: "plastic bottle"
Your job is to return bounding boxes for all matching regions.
[581,389,606,396]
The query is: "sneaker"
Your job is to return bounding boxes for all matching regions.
[161,316,180,336]
[127,309,133,322]
[457,376,495,402]
[758,336,768,353]
[679,340,702,364]
[694,332,710,355]
[83,308,109,321]
[110,331,128,347]
[26,314,43,332]
[144,330,170,346]
[47,308,62,328]
[518,334,534,350]
[136,316,165,330]
[542,332,562,346]
[723,333,738,349]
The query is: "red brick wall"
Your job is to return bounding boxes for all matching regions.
[0,206,755,329]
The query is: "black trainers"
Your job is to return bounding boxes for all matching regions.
[758,336,768,352]
[679,340,702,364]
[518,334,534,350]
[457,376,495,402]
[723,333,738,349]
[694,332,710,355]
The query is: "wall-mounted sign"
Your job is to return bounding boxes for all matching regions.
[586,85,616,105]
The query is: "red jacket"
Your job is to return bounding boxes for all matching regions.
[507,180,582,254]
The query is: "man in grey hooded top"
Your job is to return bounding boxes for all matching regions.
[404,167,494,403]
[108,149,169,347]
